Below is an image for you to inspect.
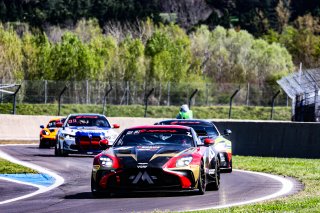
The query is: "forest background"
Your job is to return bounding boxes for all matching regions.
[1,0,320,105]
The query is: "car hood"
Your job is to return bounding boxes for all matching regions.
[107,145,196,168]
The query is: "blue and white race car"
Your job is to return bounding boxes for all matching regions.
[55,114,120,156]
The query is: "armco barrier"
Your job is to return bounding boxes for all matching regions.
[0,115,319,158]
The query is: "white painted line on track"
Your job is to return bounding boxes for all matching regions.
[190,169,294,211]
[0,149,64,205]
[0,144,37,146]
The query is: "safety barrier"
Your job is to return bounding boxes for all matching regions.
[0,115,319,158]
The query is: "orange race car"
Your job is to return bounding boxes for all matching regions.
[39,118,65,148]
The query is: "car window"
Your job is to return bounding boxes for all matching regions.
[114,129,195,147]
[65,115,111,128]
[47,121,57,128]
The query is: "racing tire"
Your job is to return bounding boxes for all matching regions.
[54,142,61,156]
[207,158,220,191]
[61,147,69,157]
[224,160,232,173]
[91,175,110,198]
[197,160,206,195]
[39,137,48,149]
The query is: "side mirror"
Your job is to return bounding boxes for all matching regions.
[223,129,232,136]
[204,138,215,145]
[113,124,120,129]
[56,122,63,128]
[99,139,111,149]
[40,125,45,129]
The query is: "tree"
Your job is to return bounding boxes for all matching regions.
[50,32,100,81]
[0,24,23,80]
[145,23,191,83]
[22,32,52,80]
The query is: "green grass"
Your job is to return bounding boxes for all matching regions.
[0,158,37,174]
[0,103,292,120]
[192,156,320,213]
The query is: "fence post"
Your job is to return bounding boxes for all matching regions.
[229,88,240,119]
[167,82,170,106]
[314,86,319,122]
[270,90,281,120]
[188,89,198,109]
[58,85,68,116]
[44,80,47,104]
[206,84,209,106]
[86,80,89,104]
[246,82,250,106]
[12,85,21,115]
[102,86,113,115]
[144,88,154,117]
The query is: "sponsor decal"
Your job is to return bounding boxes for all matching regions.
[137,163,148,169]
[139,129,177,133]
[130,171,155,184]
[137,146,160,151]
[208,169,216,175]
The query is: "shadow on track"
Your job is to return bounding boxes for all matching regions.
[65,191,198,200]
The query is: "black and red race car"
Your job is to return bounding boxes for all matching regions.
[91,125,220,197]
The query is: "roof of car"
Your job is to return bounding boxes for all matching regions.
[157,119,213,126]
[127,125,191,130]
[68,113,104,116]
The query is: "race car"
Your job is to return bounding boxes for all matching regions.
[156,119,233,173]
[55,114,120,156]
[91,125,220,197]
[39,117,65,148]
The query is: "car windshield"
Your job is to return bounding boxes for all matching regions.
[47,118,65,128]
[191,126,219,138]
[66,115,111,127]
[114,129,194,147]
[159,121,219,138]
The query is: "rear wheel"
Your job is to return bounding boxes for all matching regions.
[207,158,220,191]
[197,161,206,195]
[224,160,232,173]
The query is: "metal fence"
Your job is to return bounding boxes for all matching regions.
[0,80,289,107]
[278,68,320,122]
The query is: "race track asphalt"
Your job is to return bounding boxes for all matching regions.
[0,145,301,213]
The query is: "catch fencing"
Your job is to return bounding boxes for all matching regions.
[1,80,289,107]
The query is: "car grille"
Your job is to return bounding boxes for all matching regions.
[99,168,183,191]
[77,136,101,150]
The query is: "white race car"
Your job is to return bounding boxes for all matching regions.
[55,114,119,156]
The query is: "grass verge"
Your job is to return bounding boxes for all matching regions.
[194,156,320,213]
[0,103,292,121]
[0,158,37,174]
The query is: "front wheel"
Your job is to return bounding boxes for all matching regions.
[54,141,61,156]
[197,161,206,195]
[91,175,109,198]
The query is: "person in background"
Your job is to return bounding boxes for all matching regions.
[176,104,193,119]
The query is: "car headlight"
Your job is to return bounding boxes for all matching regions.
[105,134,117,141]
[42,130,50,135]
[215,142,226,152]
[60,133,74,139]
[100,156,113,168]
[176,156,193,167]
